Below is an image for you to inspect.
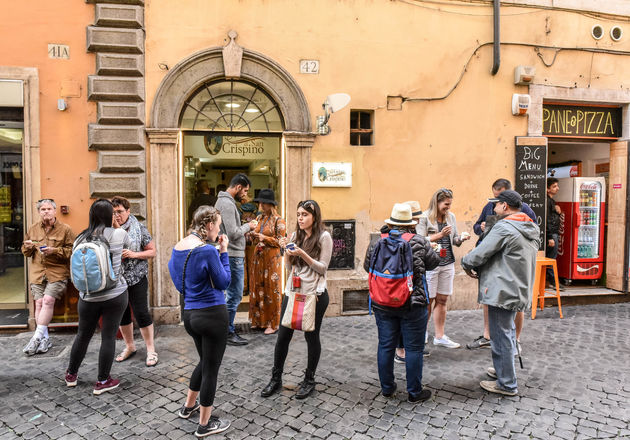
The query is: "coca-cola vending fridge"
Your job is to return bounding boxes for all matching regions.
[556,176,606,284]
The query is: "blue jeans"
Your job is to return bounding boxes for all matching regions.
[374,307,428,398]
[487,305,518,393]
[225,257,245,334]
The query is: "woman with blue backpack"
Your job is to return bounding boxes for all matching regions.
[65,199,130,395]
[364,203,440,403]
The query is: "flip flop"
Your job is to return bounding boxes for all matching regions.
[115,347,137,362]
[146,351,159,367]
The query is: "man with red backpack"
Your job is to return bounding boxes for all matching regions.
[364,203,440,403]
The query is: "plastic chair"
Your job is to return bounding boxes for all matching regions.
[531,257,563,319]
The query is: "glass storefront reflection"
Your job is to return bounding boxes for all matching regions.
[0,126,27,326]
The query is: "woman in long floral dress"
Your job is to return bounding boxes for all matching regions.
[248,189,286,334]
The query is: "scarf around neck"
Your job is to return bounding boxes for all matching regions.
[121,214,143,252]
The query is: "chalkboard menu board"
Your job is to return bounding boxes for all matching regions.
[324,220,355,270]
[515,138,547,250]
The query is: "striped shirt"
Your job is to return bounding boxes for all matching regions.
[437,222,455,266]
[77,227,130,302]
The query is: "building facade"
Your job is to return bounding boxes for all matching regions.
[2,0,630,328]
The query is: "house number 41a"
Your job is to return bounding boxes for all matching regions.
[300,60,319,74]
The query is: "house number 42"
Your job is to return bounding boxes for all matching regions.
[300,60,319,74]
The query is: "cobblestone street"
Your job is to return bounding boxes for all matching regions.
[2,303,630,439]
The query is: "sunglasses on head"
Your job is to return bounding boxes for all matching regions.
[38,198,55,203]
[298,200,315,209]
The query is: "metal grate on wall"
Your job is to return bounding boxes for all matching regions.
[342,289,370,315]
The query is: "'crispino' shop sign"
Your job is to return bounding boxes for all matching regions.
[542,103,621,140]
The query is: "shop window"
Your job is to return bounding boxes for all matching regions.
[350,110,374,146]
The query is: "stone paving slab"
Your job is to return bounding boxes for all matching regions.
[1,303,630,439]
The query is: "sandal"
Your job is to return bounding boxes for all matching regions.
[115,347,137,362]
[146,351,159,367]
[264,327,278,335]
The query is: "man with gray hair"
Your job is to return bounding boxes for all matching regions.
[21,199,75,355]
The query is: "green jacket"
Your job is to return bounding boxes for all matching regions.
[461,212,540,312]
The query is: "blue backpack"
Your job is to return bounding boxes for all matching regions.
[70,236,118,295]
[368,230,414,308]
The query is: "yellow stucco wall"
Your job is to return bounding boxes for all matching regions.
[144,0,630,309]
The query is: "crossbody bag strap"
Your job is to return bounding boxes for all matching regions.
[181,243,205,297]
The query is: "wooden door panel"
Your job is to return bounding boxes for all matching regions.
[606,140,628,291]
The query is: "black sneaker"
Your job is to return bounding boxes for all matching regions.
[382,382,397,398]
[394,354,405,364]
[178,401,200,419]
[226,332,248,346]
[423,349,431,357]
[195,417,230,437]
[408,388,432,403]
[466,335,491,349]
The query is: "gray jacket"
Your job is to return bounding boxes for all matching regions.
[461,213,540,312]
[214,191,250,258]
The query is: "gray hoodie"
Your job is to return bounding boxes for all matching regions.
[461,212,540,312]
[214,191,251,258]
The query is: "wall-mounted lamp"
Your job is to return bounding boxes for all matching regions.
[316,93,351,135]
[158,62,169,71]
[57,98,67,111]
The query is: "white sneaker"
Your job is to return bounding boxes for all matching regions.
[487,367,497,379]
[433,335,461,349]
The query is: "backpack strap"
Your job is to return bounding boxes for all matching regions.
[181,243,205,297]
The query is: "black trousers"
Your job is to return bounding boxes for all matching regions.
[273,289,329,374]
[68,291,128,381]
[120,276,153,328]
[183,305,228,407]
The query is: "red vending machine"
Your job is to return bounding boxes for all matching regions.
[556,177,606,284]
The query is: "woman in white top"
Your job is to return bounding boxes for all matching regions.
[417,189,471,349]
[260,200,333,400]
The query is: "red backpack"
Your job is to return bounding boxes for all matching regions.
[368,230,414,308]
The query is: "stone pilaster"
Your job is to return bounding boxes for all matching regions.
[146,128,181,324]
[283,131,316,228]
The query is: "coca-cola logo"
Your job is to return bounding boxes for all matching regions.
[557,212,566,256]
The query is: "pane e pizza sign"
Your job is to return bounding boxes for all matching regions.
[543,103,621,140]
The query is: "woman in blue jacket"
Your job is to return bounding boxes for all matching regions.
[168,205,232,437]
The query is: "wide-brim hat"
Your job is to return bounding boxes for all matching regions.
[385,203,418,226]
[253,188,277,206]
[402,200,422,219]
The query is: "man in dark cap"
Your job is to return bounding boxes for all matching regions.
[462,190,539,396]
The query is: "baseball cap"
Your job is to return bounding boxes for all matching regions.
[488,189,523,208]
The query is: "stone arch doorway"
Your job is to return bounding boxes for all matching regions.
[146,37,314,324]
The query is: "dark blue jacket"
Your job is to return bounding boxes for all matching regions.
[473,201,536,242]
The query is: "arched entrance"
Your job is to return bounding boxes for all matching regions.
[146,40,314,324]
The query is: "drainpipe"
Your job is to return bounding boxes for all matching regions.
[491,0,500,75]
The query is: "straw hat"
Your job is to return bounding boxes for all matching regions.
[402,200,422,219]
[384,203,418,226]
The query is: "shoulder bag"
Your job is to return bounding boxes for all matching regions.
[280,232,318,332]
